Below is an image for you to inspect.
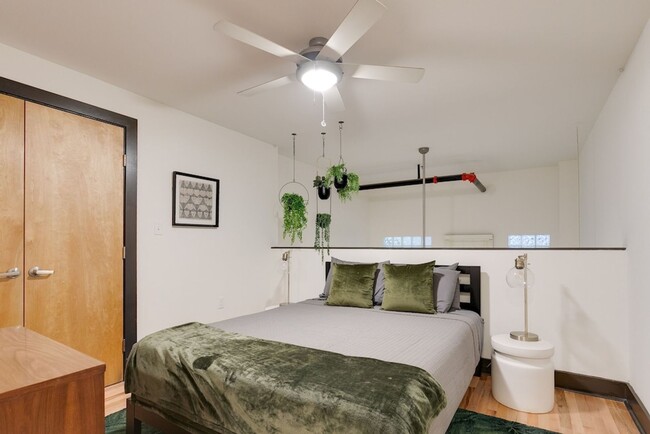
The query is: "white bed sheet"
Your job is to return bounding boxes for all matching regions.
[211,299,483,434]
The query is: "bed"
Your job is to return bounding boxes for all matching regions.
[125,264,483,434]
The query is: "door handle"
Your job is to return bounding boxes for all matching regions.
[28,266,55,277]
[0,267,20,279]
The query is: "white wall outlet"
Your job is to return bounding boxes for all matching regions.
[216,296,224,310]
[154,223,163,235]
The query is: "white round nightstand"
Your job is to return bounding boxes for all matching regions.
[491,334,555,413]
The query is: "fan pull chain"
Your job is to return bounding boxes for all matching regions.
[321,93,327,127]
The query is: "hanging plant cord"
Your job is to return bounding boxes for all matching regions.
[314,132,332,260]
[339,120,345,164]
[280,133,308,244]
[278,133,309,203]
[314,195,332,261]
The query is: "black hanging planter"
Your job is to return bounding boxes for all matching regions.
[334,173,348,190]
[317,185,331,200]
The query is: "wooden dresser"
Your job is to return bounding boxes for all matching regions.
[0,327,106,433]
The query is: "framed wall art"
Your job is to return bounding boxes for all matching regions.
[172,171,219,227]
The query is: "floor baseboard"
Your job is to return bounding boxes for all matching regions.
[555,370,649,434]
[464,359,647,433]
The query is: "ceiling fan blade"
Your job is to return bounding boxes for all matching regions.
[238,75,295,96]
[215,20,308,65]
[323,87,346,112]
[316,0,386,61]
[341,63,425,83]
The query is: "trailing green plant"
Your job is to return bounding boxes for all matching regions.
[312,175,332,188]
[325,163,346,187]
[313,174,332,200]
[337,172,360,202]
[314,213,331,261]
[281,193,307,244]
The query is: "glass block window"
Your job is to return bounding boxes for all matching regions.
[383,236,433,248]
[508,235,522,247]
[535,235,550,248]
[522,235,536,248]
[508,234,551,248]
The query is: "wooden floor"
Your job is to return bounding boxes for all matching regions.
[459,374,640,434]
[105,375,641,433]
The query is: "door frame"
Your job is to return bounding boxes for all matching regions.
[0,76,138,364]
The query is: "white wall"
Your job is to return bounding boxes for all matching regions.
[279,162,580,248]
[279,248,630,382]
[0,42,284,338]
[366,165,569,247]
[580,18,650,408]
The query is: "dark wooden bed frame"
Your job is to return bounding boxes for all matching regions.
[126,264,482,434]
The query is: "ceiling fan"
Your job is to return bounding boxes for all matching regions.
[214,0,425,112]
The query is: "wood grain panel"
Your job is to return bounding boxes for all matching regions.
[24,102,124,385]
[0,327,105,433]
[0,94,24,327]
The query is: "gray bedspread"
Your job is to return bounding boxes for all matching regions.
[213,300,483,434]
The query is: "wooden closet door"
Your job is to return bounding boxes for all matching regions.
[24,102,125,385]
[0,94,25,327]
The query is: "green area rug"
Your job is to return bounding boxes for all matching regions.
[106,408,558,433]
[446,409,558,433]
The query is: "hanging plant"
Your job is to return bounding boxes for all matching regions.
[325,163,348,191]
[313,175,332,200]
[337,172,360,202]
[281,193,307,244]
[314,213,331,261]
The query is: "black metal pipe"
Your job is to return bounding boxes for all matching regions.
[360,173,486,192]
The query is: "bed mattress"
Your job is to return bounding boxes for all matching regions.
[211,299,483,434]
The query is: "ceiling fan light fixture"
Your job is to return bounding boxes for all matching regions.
[297,61,342,92]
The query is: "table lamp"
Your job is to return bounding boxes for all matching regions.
[506,253,539,341]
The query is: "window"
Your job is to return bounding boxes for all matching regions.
[383,236,431,248]
[508,234,550,248]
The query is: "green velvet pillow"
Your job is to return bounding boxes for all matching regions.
[326,263,377,308]
[382,261,436,314]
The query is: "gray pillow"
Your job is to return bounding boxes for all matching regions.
[323,258,389,305]
[451,279,461,311]
[434,267,461,313]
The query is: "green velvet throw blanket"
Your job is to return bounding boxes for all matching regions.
[125,322,446,434]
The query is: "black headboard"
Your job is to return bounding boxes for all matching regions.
[456,265,481,315]
[325,262,481,316]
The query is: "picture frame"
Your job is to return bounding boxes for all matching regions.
[172,171,219,227]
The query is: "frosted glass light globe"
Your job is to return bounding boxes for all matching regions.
[297,60,343,93]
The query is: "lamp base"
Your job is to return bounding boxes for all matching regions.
[510,331,539,342]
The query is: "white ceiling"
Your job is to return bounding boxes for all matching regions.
[1,0,648,180]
